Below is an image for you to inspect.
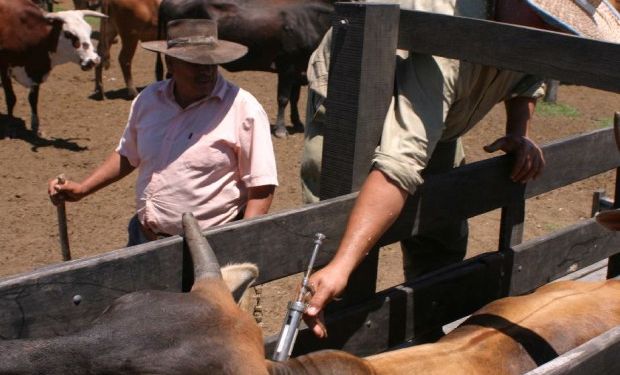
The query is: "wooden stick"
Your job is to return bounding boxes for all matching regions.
[56,174,71,261]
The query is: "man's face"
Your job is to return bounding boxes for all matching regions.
[495,0,561,31]
[166,57,218,98]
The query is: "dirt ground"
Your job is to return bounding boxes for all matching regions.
[0,17,618,336]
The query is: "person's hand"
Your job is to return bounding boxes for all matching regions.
[303,264,349,338]
[47,177,86,206]
[483,134,545,183]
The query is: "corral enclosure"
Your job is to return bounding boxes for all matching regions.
[1,1,620,372]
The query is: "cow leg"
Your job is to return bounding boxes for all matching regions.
[94,12,117,100]
[28,84,41,135]
[289,79,304,132]
[118,36,139,98]
[0,66,16,118]
[274,71,293,139]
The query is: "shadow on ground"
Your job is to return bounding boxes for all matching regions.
[0,115,89,152]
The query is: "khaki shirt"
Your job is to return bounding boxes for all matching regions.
[307,0,545,194]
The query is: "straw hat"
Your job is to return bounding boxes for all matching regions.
[141,19,248,65]
[524,0,620,43]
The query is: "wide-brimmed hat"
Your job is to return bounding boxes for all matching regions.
[525,0,620,43]
[141,19,248,65]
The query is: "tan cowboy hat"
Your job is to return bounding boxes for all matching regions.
[141,19,248,65]
[524,0,620,43]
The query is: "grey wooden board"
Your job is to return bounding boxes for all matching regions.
[560,259,609,282]
[320,3,399,198]
[0,238,184,339]
[383,127,620,246]
[524,326,620,375]
[397,10,620,93]
[319,3,399,308]
[509,219,620,295]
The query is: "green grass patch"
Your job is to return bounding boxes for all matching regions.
[535,102,580,118]
[84,17,100,29]
[595,117,613,128]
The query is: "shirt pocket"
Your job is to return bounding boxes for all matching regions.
[182,138,237,175]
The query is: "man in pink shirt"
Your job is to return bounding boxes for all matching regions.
[48,19,278,245]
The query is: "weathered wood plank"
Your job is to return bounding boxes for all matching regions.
[608,113,620,279]
[319,3,400,306]
[320,3,400,198]
[509,219,620,295]
[383,127,620,246]
[398,10,620,92]
[524,326,620,375]
[0,238,184,339]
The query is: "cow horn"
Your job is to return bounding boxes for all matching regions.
[44,13,64,21]
[79,10,108,18]
[182,212,222,280]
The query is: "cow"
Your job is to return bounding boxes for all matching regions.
[0,211,619,374]
[93,0,161,100]
[0,0,106,135]
[156,0,335,138]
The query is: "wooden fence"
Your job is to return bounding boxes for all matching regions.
[1,2,620,372]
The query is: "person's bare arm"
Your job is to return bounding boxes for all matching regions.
[243,185,275,219]
[48,151,135,205]
[304,169,408,338]
[483,96,545,183]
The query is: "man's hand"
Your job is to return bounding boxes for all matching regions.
[303,264,349,338]
[483,134,545,183]
[48,178,86,206]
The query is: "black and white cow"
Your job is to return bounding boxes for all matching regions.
[0,0,106,135]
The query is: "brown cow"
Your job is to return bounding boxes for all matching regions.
[93,0,161,100]
[0,0,106,134]
[0,212,618,374]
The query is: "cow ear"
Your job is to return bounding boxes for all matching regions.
[221,263,259,302]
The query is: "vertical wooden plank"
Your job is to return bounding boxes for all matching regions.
[319,2,400,198]
[319,3,399,311]
[499,196,525,251]
[499,186,526,295]
[608,113,620,279]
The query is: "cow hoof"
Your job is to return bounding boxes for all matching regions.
[92,90,104,101]
[274,126,288,139]
[127,88,138,99]
[292,123,304,134]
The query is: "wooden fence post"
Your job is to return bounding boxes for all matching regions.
[499,186,526,295]
[319,2,399,308]
[608,113,620,279]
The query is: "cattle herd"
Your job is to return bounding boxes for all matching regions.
[1,0,620,373]
[1,0,338,138]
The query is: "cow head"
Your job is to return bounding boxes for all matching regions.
[45,10,107,70]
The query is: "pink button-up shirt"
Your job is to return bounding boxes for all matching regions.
[116,74,278,235]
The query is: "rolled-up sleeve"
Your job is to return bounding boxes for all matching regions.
[506,74,546,100]
[372,54,455,194]
[115,98,141,167]
[237,96,279,188]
